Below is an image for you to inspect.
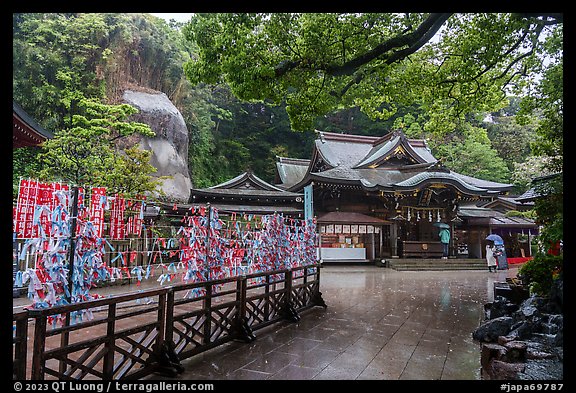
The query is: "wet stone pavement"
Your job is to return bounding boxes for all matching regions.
[145,265,517,381]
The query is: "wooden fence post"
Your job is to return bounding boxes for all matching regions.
[282,270,300,322]
[311,263,327,308]
[31,314,47,380]
[203,283,212,345]
[164,289,175,351]
[157,292,167,352]
[103,303,116,378]
[264,274,270,321]
[234,276,255,342]
[13,314,28,379]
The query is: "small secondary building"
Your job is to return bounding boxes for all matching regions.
[186,170,304,217]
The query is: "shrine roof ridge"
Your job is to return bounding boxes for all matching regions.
[315,129,429,147]
[276,156,311,166]
[315,130,379,144]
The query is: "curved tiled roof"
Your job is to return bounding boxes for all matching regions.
[189,171,303,203]
[450,172,512,192]
[275,157,311,188]
[281,130,513,196]
[391,171,493,194]
[210,171,286,192]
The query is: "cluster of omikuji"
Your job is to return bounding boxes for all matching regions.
[174,208,317,284]
[13,180,317,326]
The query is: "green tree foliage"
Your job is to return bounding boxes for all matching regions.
[13,147,43,196]
[13,13,111,131]
[103,146,166,197]
[516,25,562,246]
[37,98,160,197]
[203,88,317,184]
[511,156,557,192]
[13,14,198,192]
[434,138,511,183]
[183,13,562,133]
[485,114,535,169]
[533,174,563,248]
[518,65,563,174]
[519,253,562,296]
[13,12,561,199]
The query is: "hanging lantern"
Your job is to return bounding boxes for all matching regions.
[428,211,432,222]
[416,210,420,221]
[437,210,441,222]
[407,207,411,221]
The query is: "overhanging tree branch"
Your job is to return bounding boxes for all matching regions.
[326,13,452,76]
[274,13,452,79]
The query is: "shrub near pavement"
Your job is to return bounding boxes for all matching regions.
[518,253,563,296]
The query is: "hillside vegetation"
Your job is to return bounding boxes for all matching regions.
[13,13,551,193]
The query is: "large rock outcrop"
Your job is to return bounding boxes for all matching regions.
[122,89,192,202]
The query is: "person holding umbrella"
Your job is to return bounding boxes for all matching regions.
[485,234,503,272]
[486,234,508,269]
[434,222,451,259]
[485,241,498,272]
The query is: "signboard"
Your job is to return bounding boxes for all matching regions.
[304,184,313,221]
[110,196,126,240]
[89,187,107,237]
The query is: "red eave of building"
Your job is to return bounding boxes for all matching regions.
[13,102,53,149]
[13,116,45,148]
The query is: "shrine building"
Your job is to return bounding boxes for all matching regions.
[275,129,537,262]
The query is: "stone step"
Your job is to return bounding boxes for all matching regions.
[386,258,488,271]
[392,266,488,271]
[390,264,487,267]
[320,258,490,271]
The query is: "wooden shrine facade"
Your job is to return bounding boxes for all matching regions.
[276,129,536,260]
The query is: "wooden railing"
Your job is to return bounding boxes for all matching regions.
[12,310,28,380]
[12,264,326,380]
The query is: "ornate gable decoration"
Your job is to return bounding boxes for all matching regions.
[353,131,430,169]
[387,145,412,165]
[312,157,331,173]
[309,139,336,174]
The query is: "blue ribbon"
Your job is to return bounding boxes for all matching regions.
[33,301,49,309]
[131,266,143,281]
[14,271,23,287]
[111,252,124,265]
